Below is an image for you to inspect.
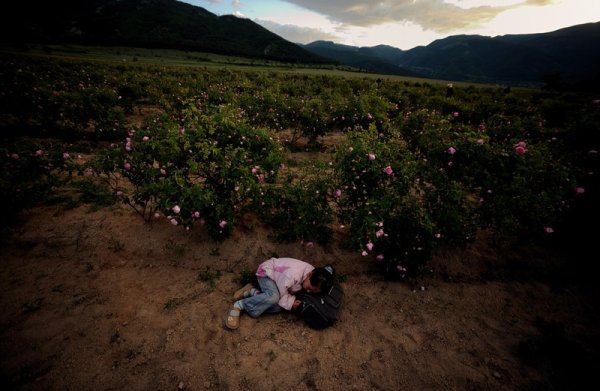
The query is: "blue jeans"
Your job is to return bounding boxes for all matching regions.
[241,277,283,318]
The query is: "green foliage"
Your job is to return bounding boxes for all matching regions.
[258,172,333,244]
[72,178,116,207]
[96,103,283,240]
[0,139,62,234]
[333,123,476,276]
[2,52,597,281]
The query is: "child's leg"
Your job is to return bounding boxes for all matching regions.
[239,277,280,318]
[233,283,258,301]
[262,304,283,314]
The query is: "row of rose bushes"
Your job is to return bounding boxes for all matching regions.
[90,99,593,278]
[2,54,560,143]
[2,54,598,277]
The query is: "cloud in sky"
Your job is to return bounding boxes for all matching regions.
[256,20,339,44]
[281,0,553,33]
[189,0,600,49]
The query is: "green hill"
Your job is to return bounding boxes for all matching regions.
[303,41,419,77]
[0,0,330,64]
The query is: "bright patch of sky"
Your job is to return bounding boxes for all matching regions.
[182,0,600,50]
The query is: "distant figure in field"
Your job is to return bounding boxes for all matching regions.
[446,83,454,98]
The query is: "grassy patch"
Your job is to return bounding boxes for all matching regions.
[163,240,187,257]
[107,237,125,252]
[163,298,182,311]
[72,178,115,207]
[197,267,222,288]
[234,269,257,287]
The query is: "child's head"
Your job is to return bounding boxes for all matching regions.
[302,265,335,294]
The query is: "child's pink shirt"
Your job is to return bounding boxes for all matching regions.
[256,257,314,310]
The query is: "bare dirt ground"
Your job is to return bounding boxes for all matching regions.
[1,130,599,390]
[1,198,599,391]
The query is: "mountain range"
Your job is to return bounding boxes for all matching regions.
[1,0,599,86]
[0,0,328,63]
[304,21,600,86]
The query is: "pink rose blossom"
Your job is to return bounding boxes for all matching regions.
[447,147,456,155]
[35,150,44,156]
[154,212,161,219]
[368,153,376,161]
[193,211,200,218]
[366,242,374,251]
[376,229,384,238]
[383,165,393,175]
[361,251,368,256]
[476,139,484,145]
[160,168,166,175]
[142,136,149,142]
[123,162,131,171]
[376,254,384,261]
[515,141,528,155]
[219,220,228,229]
[347,147,353,153]
[170,219,178,226]
[116,191,124,197]
[575,187,585,194]
[544,226,554,234]
[172,205,181,214]
[63,152,70,159]
[335,189,342,198]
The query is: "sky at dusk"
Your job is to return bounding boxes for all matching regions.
[181,0,600,49]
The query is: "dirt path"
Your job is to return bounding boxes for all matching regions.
[1,204,598,390]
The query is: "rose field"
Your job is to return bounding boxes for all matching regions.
[1,49,599,390]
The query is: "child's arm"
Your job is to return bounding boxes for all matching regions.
[278,289,296,310]
[278,274,304,310]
